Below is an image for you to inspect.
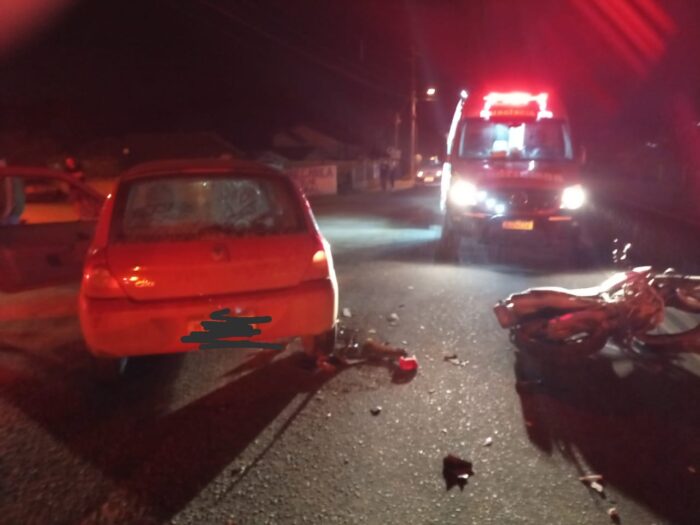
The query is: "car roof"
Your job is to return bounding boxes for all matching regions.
[120,158,285,182]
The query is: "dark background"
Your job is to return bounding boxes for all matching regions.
[0,0,698,157]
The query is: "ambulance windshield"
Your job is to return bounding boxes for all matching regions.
[457,118,573,161]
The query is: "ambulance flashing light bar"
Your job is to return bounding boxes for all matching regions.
[480,91,553,121]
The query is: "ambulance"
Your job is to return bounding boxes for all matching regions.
[438,89,587,259]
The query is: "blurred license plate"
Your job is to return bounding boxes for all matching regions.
[502,220,534,231]
[187,319,204,333]
[425,176,434,182]
[187,310,254,334]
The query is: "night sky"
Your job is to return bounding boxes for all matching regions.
[0,0,698,156]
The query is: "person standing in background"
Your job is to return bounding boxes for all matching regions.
[64,156,85,183]
[380,159,390,191]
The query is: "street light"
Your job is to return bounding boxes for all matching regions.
[409,85,439,182]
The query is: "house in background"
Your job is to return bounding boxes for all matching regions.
[271,125,363,163]
[258,124,379,194]
[123,132,245,167]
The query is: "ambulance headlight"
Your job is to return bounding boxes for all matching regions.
[561,184,586,210]
[449,181,478,207]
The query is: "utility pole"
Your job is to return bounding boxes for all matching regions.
[409,45,417,182]
[393,112,401,150]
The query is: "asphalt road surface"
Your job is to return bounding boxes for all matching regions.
[2,185,700,525]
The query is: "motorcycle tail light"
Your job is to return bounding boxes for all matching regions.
[493,301,517,328]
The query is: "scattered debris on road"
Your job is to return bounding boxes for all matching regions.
[368,328,377,334]
[688,465,697,474]
[342,307,352,318]
[579,474,603,482]
[444,353,468,367]
[387,312,400,324]
[362,339,407,360]
[483,437,493,447]
[579,474,605,495]
[398,356,418,371]
[608,507,621,523]
[370,406,382,416]
[308,335,418,381]
[590,481,604,494]
[317,358,338,373]
[443,454,474,491]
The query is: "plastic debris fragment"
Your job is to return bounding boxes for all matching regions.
[443,454,474,491]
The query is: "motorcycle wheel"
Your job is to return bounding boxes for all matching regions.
[671,282,700,313]
[511,322,608,364]
[634,323,700,354]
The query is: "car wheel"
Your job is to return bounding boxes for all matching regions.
[93,356,128,384]
[436,218,460,262]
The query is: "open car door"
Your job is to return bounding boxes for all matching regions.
[0,167,105,293]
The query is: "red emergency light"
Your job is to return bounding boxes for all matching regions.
[480,91,553,121]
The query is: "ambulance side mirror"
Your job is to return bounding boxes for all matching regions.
[578,145,587,165]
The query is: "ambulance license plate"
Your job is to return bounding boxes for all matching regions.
[502,220,534,231]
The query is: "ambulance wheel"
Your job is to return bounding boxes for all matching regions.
[436,219,460,262]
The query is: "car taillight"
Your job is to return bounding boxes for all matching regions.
[82,248,127,299]
[303,237,333,281]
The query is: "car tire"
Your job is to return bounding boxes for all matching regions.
[93,356,128,384]
[436,217,460,262]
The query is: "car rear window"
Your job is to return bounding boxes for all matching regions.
[112,173,306,241]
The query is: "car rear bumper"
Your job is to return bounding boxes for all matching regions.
[448,210,580,243]
[79,277,338,358]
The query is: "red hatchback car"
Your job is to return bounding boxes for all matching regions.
[79,159,338,373]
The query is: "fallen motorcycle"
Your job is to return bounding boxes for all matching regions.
[493,266,700,361]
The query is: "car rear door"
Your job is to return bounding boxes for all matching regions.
[0,168,105,293]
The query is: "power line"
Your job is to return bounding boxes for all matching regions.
[239,0,407,81]
[186,0,405,99]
